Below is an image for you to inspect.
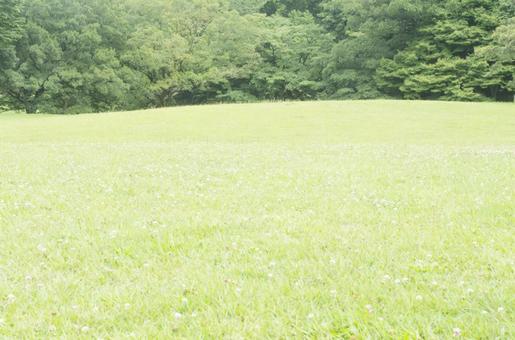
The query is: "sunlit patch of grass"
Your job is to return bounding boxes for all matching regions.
[0,101,514,338]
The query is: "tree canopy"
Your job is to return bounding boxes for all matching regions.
[0,0,513,113]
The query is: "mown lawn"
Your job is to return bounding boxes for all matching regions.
[0,101,514,338]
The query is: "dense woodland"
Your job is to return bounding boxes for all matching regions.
[0,0,514,114]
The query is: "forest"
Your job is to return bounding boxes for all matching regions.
[0,0,514,114]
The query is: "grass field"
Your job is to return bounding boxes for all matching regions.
[0,100,514,338]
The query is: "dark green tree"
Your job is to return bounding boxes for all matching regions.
[0,0,23,48]
[321,0,430,99]
[260,0,323,16]
[1,0,513,113]
[0,0,129,113]
[376,0,514,101]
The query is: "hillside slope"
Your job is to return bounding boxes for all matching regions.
[0,101,514,338]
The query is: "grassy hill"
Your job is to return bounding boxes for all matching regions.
[2,100,515,144]
[0,101,514,338]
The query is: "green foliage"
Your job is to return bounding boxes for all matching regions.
[0,0,513,113]
[376,0,514,101]
[216,90,257,103]
[320,0,430,99]
[0,0,130,113]
[0,22,62,113]
[0,0,23,48]
[229,0,267,14]
[260,0,323,17]
[475,18,515,95]
[251,12,331,100]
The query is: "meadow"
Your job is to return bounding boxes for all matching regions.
[0,100,514,338]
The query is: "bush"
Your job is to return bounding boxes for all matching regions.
[216,90,258,103]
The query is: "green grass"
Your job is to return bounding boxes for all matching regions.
[0,100,514,338]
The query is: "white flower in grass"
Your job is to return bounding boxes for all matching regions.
[453,327,461,337]
[81,326,90,333]
[174,312,183,320]
[330,258,336,265]
[307,313,314,319]
[6,294,16,304]
[466,288,474,294]
[365,304,374,313]
[48,325,57,332]
[124,303,131,310]
[498,307,504,313]
[415,295,423,301]
[37,244,47,253]
[383,275,391,281]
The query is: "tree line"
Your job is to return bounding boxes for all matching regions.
[0,0,513,114]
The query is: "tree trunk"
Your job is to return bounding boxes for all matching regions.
[25,102,38,114]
